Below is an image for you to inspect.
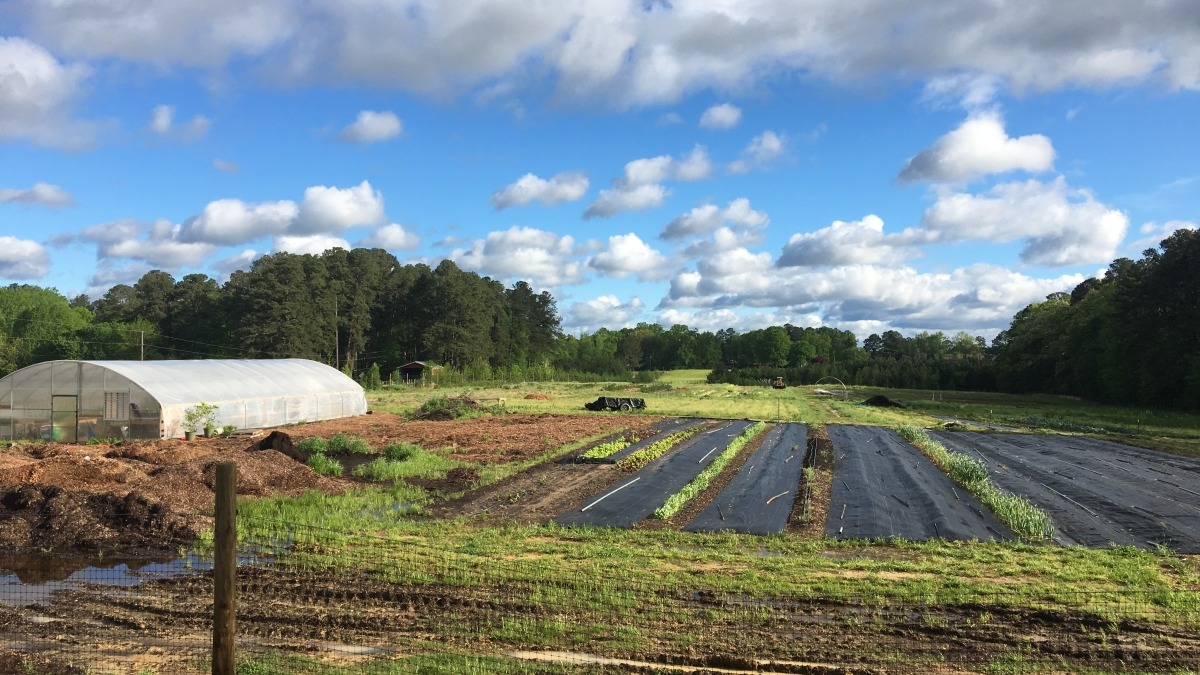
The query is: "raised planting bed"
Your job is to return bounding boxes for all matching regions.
[555,420,755,529]
[684,422,806,535]
[931,430,1200,552]
[825,425,1014,542]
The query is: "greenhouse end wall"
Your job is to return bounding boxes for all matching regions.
[0,361,162,442]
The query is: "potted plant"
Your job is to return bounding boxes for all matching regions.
[182,402,218,440]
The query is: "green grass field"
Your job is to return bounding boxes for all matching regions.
[371,378,1200,452]
[227,374,1200,673]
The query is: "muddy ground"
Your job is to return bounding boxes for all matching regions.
[3,563,1198,674]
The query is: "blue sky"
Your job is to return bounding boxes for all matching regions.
[1,1,1197,340]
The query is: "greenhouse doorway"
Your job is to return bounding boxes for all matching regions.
[51,395,78,443]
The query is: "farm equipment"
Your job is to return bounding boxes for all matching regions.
[772,376,786,389]
[584,396,647,412]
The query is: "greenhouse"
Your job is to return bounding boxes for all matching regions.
[0,359,368,441]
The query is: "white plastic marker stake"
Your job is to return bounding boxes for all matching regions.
[698,447,718,463]
[580,477,642,512]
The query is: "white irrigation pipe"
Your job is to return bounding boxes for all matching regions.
[580,477,642,512]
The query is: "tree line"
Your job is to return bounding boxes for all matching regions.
[0,249,562,380]
[2,229,1195,409]
[993,228,1200,409]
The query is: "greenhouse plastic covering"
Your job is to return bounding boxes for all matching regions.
[0,359,367,440]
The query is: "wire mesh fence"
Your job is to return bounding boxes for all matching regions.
[4,512,1200,674]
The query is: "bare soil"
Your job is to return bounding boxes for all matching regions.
[0,411,666,555]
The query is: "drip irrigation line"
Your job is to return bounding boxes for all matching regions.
[1036,481,1098,518]
[1093,458,1134,475]
[580,477,641,512]
[1061,460,1103,477]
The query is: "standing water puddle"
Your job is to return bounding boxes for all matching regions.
[0,552,213,607]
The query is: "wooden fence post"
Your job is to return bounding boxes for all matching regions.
[213,462,237,675]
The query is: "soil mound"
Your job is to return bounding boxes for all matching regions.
[524,393,551,400]
[0,485,199,554]
[253,430,300,461]
[862,395,905,408]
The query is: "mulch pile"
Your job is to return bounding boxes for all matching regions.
[862,395,905,408]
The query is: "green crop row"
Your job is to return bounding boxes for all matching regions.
[616,428,703,471]
[579,437,634,460]
[896,425,1054,541]
[653,422,767,520]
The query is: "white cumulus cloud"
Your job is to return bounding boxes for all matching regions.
[899,112,1055,183]
[699,103,742,130]
[337,110,403,143]
[490,171,589,209]
[728,130,786,173]
[584,147,711,219]
[17,2,1200,108]
[0,182,75,207]
[295,181,386,233]
[453,226,584,287]
[0,37,98,149]
[778,215,917,267]
[567,294,645,332]
[148,104,211,140]
[914,177,1129,266]
[83,218,217,268]
[589,233,671,280]
[0,236,50,279]
[275,234,352,256]
[179,198,298,245]
[359,223,420,250]
[662,197,768,240]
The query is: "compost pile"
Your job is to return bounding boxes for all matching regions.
[0,485,198,554]
[523,392,551,400]
[862,395,905,408]
[412,395,486,420]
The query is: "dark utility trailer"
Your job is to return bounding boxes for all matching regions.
[584,396,646,412]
